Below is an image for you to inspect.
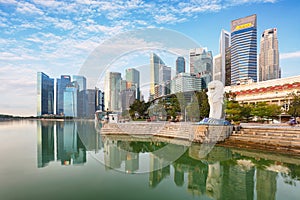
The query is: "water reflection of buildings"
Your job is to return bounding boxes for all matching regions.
[37,121,101,168]
[38,127,297,199]
[56,122,86,165]
[149,154,170,188]
[100,137,281,200]
[103,139,139,173]
[170,145,279,200]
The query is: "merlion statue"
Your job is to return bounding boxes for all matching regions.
[207,80,224,119]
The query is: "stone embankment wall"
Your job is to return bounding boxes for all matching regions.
[100,122,233,143]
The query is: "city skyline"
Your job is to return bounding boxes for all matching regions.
[1,0,300,116]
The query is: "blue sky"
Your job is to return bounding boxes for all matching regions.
[0,0,300,116]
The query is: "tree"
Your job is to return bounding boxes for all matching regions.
[195,90,210,119]
[251,102,268,122]
[251,102,281,123]
[240,104,253,122]
[266,104,282,120]
[129,100,150,120]
[225,100,242,123]
[288,92,300,117]
[165,95,181,121]
[186,94,200,122]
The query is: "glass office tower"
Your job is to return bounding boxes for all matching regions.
[56,75,71,115]
[189,48,213,89]
[176,56,185,74]
[150,53,165,96]
[231,14,257,85]
[63,85,78,117]
[72,75,87,118]
[125,68,140,100]
[104,72,122,112]
[37,72,54,116]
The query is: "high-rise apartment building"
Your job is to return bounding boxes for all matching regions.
[56,75,71,115]
[231,14,257,85]
[189,48,213,88]
[176,57,185,74]
[259,28,280,81]
[37,72,54,116]
[213,30,231,85]
[126,68,140,100]
[150,53,165,95]
[105,72,122,112]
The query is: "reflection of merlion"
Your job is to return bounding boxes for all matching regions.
[207,81,224,119]
[206,162,222,200]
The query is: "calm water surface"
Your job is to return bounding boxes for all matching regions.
[0,120,300,200]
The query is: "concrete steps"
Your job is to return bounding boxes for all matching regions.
[225,126,300,151]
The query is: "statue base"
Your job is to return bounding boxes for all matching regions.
[197,118,231,126]
[192,118,233,144]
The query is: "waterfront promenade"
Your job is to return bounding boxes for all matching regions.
[100,121,300,155]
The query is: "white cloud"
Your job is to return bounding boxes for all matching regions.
[54,19,75,30]
[16,1,44,15]
[33,0,64,8]
[280,51,300,59]
[0,0,16,4]
[0,64,37,116]
[0,51,40,61]
[154,14,186,24]
[224,0,277,6]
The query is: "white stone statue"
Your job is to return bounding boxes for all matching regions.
[207,80,224,119]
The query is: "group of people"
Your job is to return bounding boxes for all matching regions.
[288,117,300,126]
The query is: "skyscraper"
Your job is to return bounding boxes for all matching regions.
[159,65,171,84]
[171,73,202,94]
[96,88,105,111]
[225,47,232,86]
[120,89,136,112]
[72,75,86,92]
[150,53,165,96]
[125,68,140,100]
[231,14,257,85]
[56,75,71,115]
[72,75,87,118]
[86,89,96,118]
[189,48,213,88]
[213,30,231,85]
[37,72,54,116]
[213,54,222,81]
[176,56,185,74]
[63,84,78,117]
[104,72,122,112]
[259,28,280,81]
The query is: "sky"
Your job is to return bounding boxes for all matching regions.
[0,0,300,116]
